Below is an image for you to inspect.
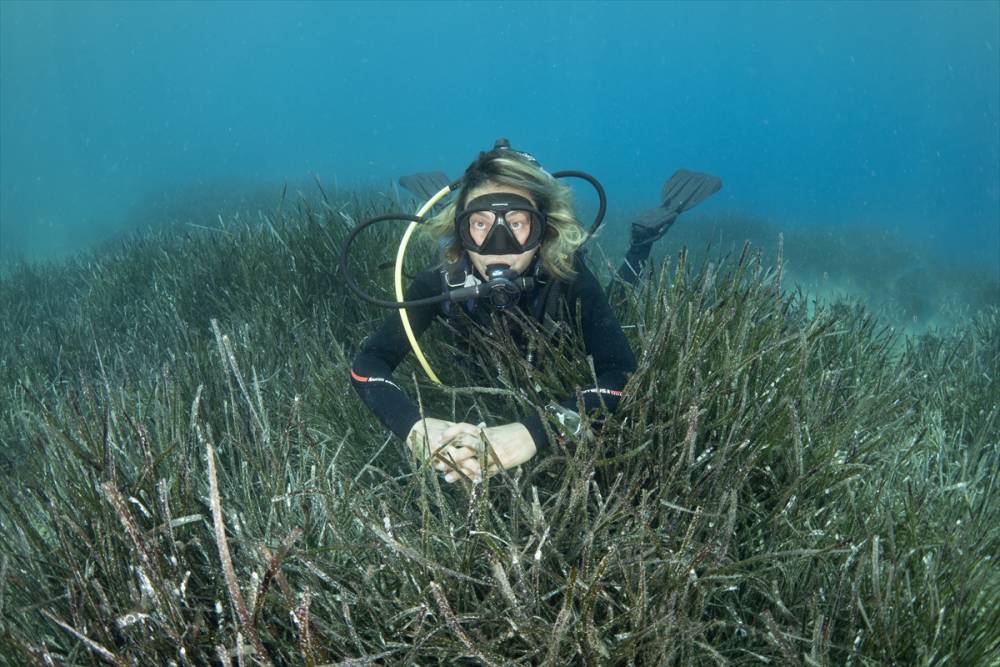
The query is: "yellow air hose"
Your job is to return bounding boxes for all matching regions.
[393,184,454,385]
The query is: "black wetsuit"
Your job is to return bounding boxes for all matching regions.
[350,255,636,448]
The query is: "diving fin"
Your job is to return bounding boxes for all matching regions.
[616,169,722,288]
[399,171,452,201]
[630,170,723,247]
[661,169,723,216]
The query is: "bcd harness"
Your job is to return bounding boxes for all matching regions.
[438,253,569,336]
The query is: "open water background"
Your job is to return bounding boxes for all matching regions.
[1,1,998,284]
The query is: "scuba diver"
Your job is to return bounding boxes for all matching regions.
[343,139,720,484]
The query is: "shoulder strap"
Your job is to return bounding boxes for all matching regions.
[530,260,569,332]
[439,255,478,319]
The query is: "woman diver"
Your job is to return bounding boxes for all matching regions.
[344,140,636,484]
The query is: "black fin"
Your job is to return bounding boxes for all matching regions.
[615,169,723,292]
[398,171,452,201]
[660,169,723,216]
[630,170,723,245]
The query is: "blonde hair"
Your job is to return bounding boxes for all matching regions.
[421,154,587,280]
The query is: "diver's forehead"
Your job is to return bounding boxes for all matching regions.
[464,193,536,211]
[465,183,536,207]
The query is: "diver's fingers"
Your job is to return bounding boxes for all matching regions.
[474,449,506,480]
[440,422,482,445]
[443,458,483,484]
[434,446,479,472]
[450,445,479,461]
[461,458,482,482]
[446,432,486,454]
[433,445,477,470]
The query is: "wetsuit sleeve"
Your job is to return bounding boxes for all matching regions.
[519,261,637,448]
[350,270,441,441]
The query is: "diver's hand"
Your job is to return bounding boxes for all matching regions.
[437,422,537,483]
[405,418,457,460]
[408,418,486,482]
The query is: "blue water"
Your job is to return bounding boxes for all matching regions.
[1,0,998,276]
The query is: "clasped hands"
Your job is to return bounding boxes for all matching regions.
[406,417,537,484]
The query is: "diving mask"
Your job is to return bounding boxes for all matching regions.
[455,193,546,256]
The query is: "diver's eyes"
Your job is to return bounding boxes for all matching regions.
[506,210,530,230]
[463,209,534,248]
[469,211,494,231]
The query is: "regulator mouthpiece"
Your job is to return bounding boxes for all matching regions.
[483,264,522,310]
[443,263,535,311]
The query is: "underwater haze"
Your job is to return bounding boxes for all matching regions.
[4,2,1000,663]
[2,0,998,276]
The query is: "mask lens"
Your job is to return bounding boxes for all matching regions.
[457,193,546,254]
[467,211,497,245]
[464,209,535,247]
[504,210,532,244]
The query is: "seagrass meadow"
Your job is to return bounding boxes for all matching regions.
[0,189,997,666]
